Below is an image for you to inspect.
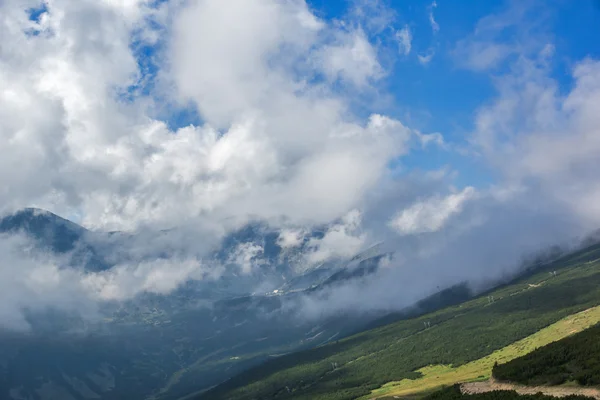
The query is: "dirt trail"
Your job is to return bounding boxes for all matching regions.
[461,378,600,399]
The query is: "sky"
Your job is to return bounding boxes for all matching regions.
[1,0,600,329]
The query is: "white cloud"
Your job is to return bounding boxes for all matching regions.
[415,130,445,148]
[395,25,412,56]
[277,229,306,249]
[171,0,322,128]
[0,0,413,233]
[418,51,435,65]
[473,56,600,228]
[0,0,424,329]
[315,27,383,87]
[304,210,367,265]
[389,187,476,235]
[452,2,543,71]
[82,258,210,301]
[227,242,265,275]
[456,42,513,71]
[457,2,600,222]
[0,232,220,330]
[2,0,600,326]
[348,0,397,35]
[428,1,439,33]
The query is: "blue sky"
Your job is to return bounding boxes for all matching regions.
[139,0,599,190]
[300,0,600,188]
[307,0,600,127]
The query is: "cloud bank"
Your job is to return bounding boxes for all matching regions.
[0,0,599,329]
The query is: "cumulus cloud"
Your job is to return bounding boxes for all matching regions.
[297,181,585,319]
[473,57,600,229]
[290,2,600,318]
[0,0,420,329]
[389,187,476,235]
[0,0,414,232]
[1,0,600,330]
[304,210,367,265]
[315,27,384,87]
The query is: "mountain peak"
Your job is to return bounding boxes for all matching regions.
[0,207,86,253]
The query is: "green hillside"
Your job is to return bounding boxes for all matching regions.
[363,305,600,399]
[198,243,600,400]
[493,322,600,386]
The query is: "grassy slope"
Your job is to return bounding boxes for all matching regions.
[198,243,600,400]
[368,305,600,399]
[493,321,600,386]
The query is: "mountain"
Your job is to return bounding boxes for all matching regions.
[3,208,599,400]
[0,209,393,400]
[0,208,86,253]
[492,321,600,386]
[197,241,600,400]
[0,208,111,271]
[0,208,383,298]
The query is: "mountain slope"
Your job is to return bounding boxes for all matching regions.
[198,242,600,400]
[493,321,600,386]
[368,305,600,399]
[0,208,87,252]
[0,210,397,400]
[0,208,111,271]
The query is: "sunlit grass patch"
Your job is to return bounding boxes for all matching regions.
[364,305,600,399]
